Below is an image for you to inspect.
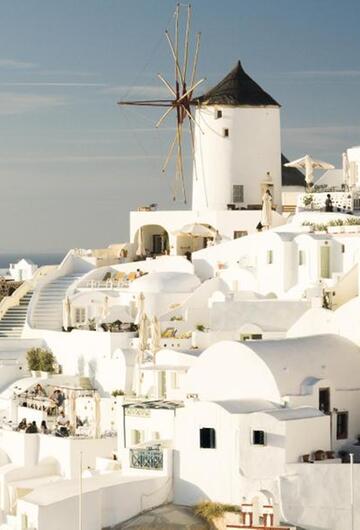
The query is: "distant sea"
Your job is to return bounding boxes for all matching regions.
[0,252,65,268]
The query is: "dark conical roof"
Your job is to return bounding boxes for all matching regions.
[282,154,306,187]
[193,60,280,107]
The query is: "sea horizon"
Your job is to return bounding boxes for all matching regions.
[0,251,66,269]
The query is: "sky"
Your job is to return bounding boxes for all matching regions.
[0,0,359,253]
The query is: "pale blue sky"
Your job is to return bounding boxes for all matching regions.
[0,0,359,252]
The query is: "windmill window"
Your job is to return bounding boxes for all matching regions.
[215,109,222,119]
[199,427,216,449]
[233,185,244,203]
[252,430,265,445]
[223,128,229,138]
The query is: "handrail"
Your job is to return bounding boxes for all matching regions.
[0,265,57,321]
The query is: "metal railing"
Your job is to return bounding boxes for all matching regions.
[130,447,163,470]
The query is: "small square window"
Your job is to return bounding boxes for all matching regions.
[200,427,216,449]
[233,184,244,203]
[223,128,229,138]
[215,109,222,119]
[299,250,305,266]
[252,430,265,445]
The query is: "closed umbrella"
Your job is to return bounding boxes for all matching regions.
[150,316,162,361]
[133,313,149,396]
[284,155,334,188]
[134,292,145,325]
[261,190,272,228]
[102,295,109,320]
[343,152,350,189]
[63,297,71,331]
[136,227,145,257]
[139,313,149,354]
[68,390,77,434]
[94,392,101,439]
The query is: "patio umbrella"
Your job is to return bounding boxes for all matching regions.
[138,313,149,354]
[94,392,101,438]
[284,155,334,187]
[134,292,145,325]
[261,190,272,228]
[101,295,109,320]
[63,296,71,331]
[343,152,350,188]
[68,390,77,434]
[175,223,216,238]
[101,304,132,323]
[150,316,162,362]
[136,227,145,257]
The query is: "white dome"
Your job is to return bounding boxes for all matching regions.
[130,271,201,294]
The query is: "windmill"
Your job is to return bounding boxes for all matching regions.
[118,3,204,204]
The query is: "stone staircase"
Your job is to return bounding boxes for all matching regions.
[0,290,34,338]
[31,274,80,330]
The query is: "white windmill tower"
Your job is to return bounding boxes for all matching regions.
[191,61,282,212]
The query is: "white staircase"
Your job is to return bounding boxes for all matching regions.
[31,274,80,330]
[0,290,34,338]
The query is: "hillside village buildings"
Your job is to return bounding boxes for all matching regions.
[1,54,360,530]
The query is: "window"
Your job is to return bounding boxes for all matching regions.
[298,250,305,266]
[74,307,86,324]
[171,372,180,389]
[233,185,244,203]
[252,430,265,445]
[240,334,263,341]
[336,412,349,440]
[341,244,345,253]
[215,109,222,119]
[200,427,216,449]
[319,387,330,414]
[234,230,248,239]
[223,128,229,137]
[267,250,273,265]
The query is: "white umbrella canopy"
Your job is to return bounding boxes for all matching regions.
[285,155,334,186]
[101,304,133,323]
[174,223,216,238]
[63,297,72,331]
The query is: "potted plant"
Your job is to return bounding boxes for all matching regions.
[26,348,41,377]
[302,194,314,209]
[39,349,56,378]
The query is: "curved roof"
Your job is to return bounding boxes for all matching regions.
[185,335,360,402]
[129,271,201,294]
[193,61,280,107]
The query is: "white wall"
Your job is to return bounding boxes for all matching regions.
[192,106,282,211]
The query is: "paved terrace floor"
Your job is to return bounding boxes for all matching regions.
[106,504,209,530]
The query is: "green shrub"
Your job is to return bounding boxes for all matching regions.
[26,348,55,373]
[111,389,125,397]
[26,348,41,371]
[196,324,205,332]
[193,501,241,522]
[39,349,55,373]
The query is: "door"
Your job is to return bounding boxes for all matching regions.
[320,246,331,278]
[152,234,163,254]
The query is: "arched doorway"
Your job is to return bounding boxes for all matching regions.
[134,225,170,257]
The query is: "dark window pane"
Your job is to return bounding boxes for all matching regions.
[200,427,216,448]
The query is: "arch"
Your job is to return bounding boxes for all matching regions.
[134,225,169,257]
[248,489,280,527]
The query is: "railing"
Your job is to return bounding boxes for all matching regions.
[130,447,163,470]
[0,265,57,321]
